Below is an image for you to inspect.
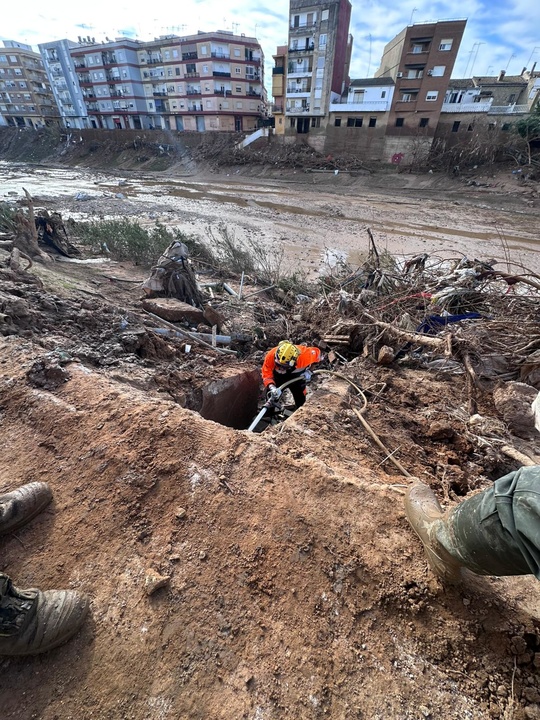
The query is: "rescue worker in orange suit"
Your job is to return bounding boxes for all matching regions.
[262,341,322,411]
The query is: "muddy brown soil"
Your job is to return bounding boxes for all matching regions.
[1,161,540,720]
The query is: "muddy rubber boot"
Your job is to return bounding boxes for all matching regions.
[0,482,53,536]
[0,573,89,656]
[404,483,463,583]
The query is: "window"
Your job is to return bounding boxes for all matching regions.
[401,92,417,102]
[235,68,241,74]
[319,34,327,47]
[0,55,6,62]
[235,85,241,92]
[508,94,516,103]
[419,117,429,128]
[311,117,320,127]
[167,69,173,77]
[334,118,341,126]
[201,46,207,55]
[452,121,460,132]
[175,68,180,76]
[202,65,209,73]
[317,57,325,69]
[164,51,170,60]
[321,9,329,20]
[467,124,474,131]
[347,117,362,127]
[381,91,386,98]
[206,100,211,108]
[395,117,404,127]
[186,63,196,73]
[234,49,241,57]
[173,50,179,58]
[368,117,376,127]
[346,117,355,127]
[439,39,453,51]
[426,90,438,101]
[431,65,445,77]
[502,123,510,131]
[488,123,496,131]
[290,117,296,127]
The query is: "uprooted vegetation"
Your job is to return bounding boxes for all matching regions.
[1,184,539,720]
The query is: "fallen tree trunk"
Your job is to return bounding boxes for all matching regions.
[362,312,448,350]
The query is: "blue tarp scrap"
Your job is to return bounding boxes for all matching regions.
[416,312,483,335]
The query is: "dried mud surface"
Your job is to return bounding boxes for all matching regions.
[1,164,540,720]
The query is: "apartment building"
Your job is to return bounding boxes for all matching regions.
[375,19,466,149]
[272,45,287,135]
[39,39,90,128]
[435,67,540,147]
[0,41,60,128]
[38,31,265,132]
[284,0,352,141]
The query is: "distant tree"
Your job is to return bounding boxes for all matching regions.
[512,104,540,165]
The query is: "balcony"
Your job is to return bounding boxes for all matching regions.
[247,90,262,97]
[86,102,99,111]
[288,45,315,54]
[188,103,203,111]
[272,104,284,113]
[290,22,317,31]
[78,75,92,85]
[286,105,311,114]
[216,89,232,97]
[182,52,198,61]
[110,90,124,97]
[186,88,201,95]
[287,68,312,78]
[153,90,168,96]
[329,100,389,112]
[102,55,117,66]
[211,52,230,59]
[488,104,528,114]
[148,57,163,65]
[246,74,260,81]
[74,61,86,69]
[184,72,200,78]
[273,67,284,75]
[213,71,231,78]
[286,87,311,94]
[441,101,492,113]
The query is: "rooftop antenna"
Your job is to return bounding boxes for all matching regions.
[366,33,372,77]
[526,46,540,68]
[232,22,240,34]
[486,65,493,76]
[505,53,516,72]
[463,43,477,77]
[469,41,484,77]
[409,7,417,24]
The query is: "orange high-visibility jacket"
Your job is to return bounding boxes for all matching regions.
[262,345,321,387]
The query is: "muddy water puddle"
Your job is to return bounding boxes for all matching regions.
[1,162,539,273]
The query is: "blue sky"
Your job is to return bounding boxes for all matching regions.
[2,0,539,87]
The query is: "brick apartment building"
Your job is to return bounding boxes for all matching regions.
[39,31,265,132]
[282,0,352,145]
[0,40,60,128]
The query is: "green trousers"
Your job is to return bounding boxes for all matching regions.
[437,466,540,579]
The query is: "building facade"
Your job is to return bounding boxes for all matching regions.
[39,31,265,132]
[39,39,89,129]
[0,40,60,128]
[375,19,466,150]
[284,0,352,141]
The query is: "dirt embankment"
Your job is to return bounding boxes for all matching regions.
[0,228,539,720]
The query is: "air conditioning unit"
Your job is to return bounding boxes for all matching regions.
[397,72,403,78]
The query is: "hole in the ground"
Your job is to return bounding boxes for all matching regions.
[197,369,261,430]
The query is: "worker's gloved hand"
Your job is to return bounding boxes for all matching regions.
[267,385,282,401]
[304,369,312,383]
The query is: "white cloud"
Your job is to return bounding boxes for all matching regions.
[1,0,538,95]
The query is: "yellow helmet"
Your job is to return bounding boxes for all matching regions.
[275,341,300,367]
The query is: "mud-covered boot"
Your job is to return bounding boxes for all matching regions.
[0,482,52,536]
[404,482,463,583]
[0,573,89,656]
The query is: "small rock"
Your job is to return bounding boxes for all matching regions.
[524,688,540,703]
[199,550,207,561]
[175,507,187,520]
[144,568,170,595]
[463,598,471,606]
[496,685,507,697]
[419,705,431,718]
[525,705,540,720]
[377,345,394,365]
